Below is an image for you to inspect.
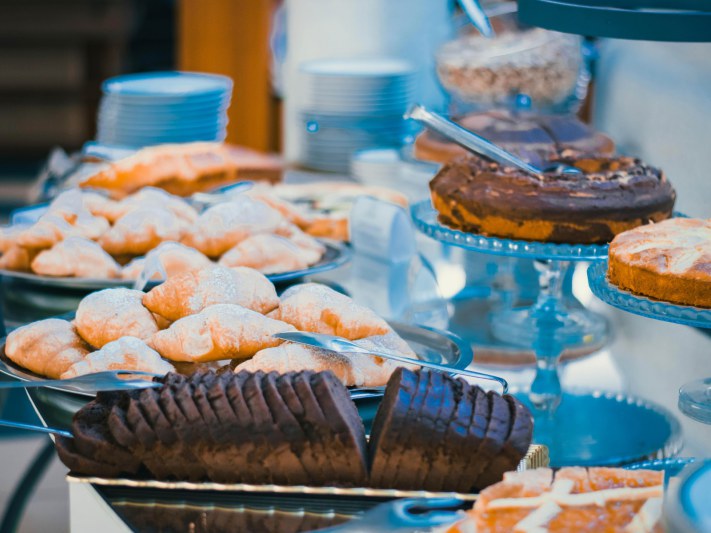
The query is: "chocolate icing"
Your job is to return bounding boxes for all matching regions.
[431,152,676,243]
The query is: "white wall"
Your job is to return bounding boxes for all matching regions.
[594,39,711,218]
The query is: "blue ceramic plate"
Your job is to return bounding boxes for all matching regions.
[102,71,233,102]
[665,460,711,532]
[0,242,350,291]
[514,389,682,468]
[587,261,711,329]
[411,201,609,261]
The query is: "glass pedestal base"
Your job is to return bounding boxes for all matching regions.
[515,390,682,468]
[678,378,711,424]
[491,305,609,348]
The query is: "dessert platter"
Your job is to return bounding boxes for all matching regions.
[411,136,683,466]
[587,217,711,423]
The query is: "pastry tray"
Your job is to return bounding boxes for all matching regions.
[67,444,549,502]
[0,241,351,291]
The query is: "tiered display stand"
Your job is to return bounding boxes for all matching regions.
[412,201,681,466]
[588,261,711,424]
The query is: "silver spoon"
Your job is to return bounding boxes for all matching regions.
[273,331,508,394]
[405,104,583,178]
[0,370,161,393]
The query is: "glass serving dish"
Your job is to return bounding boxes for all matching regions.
[436,3,588,114]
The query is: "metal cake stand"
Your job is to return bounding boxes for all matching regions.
[413,201,681,467]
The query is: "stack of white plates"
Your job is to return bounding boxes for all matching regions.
[299,58,417,173]
[96,71,233,148]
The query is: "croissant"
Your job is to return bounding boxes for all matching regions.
[271,283,392,340]
[5,318,90,378]
[275,223,326,263]
[99,208,188,256]
[0,244,39,272]
[150,303,296,362]
[236,332,418,387]
[31,237,121,278]
[181,196,283,257]
[16,214,81,249]
[78,142,282,197]
[246,187,313,228]
[121,241,213,280]
[218,234,314,274]
[143,265,278,321]
[75,288,160,348]
[0,225,26,254]
[60,336,175,379]
[46,190,112,238]
[95,187,198,224]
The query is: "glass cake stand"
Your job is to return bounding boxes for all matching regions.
[588,261,711,424]
[412,201,681,466]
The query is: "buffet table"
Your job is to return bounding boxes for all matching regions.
[54,246,711,531]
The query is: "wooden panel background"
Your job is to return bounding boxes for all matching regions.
[177,0,280,152]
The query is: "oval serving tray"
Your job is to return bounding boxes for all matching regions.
[0,241,351,291]
[0,321,475,430]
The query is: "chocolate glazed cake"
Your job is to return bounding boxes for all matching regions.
[430,152,676,244]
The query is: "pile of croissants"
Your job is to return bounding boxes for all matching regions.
[5,266,418,387]
[0,186,330,279]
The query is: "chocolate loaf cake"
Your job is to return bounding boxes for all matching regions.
[368,369,533,492]
[430,152,676,244]
[56,370,368,486]
[56,368,532,493]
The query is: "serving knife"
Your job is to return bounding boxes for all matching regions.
[273,331,508,393]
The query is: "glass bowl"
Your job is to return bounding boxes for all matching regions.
[436,6,588,114]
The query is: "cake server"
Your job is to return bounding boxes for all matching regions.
[405,104,583,178]
[273,331,508,393]
[0,370,162,393]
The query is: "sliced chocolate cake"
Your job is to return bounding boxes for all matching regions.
[369,369,532,492]
[55,370,368,487]
[367,367,419,487]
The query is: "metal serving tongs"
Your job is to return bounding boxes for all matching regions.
[0,419,73,439]
[0,369,161,394]
[315,498,465,533]
[405,104,583,178]
[273,332,508,394]
[190,180,254,209]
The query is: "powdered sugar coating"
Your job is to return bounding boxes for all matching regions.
[181,196,284,257]
[218,234,314,273]
[61,336,174,378]
[100,207,188,256]
[31,236,121,278]
[75,288,159,348]
[273,283,392,340]
[151,303,296,362]
[121,241,213,280]
[5,318,90,378]
[143,265,279,321]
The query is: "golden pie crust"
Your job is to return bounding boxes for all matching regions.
[609,217,711,308]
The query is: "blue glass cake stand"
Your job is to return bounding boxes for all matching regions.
[588,261,711,424]
[412,201,680,466]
